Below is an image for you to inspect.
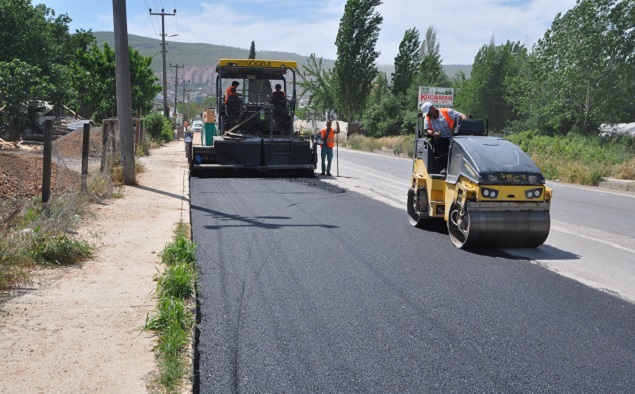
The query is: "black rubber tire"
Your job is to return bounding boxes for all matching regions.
[447,203,473,249]
[407,188,430,228]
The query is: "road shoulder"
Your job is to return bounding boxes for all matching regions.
[0,140,189,392]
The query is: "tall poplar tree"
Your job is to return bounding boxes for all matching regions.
[391,27,421,96]
[333,0,383,124]
[416,26,450,87]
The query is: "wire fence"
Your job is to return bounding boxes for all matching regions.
[0,118,147,233]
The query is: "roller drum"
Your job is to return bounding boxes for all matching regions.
[449,210,550,249]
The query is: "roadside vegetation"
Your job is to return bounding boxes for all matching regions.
[506,131,635,185]
[297,0,634,187]
[0,129,170,293]
[144,113,175,145]
[0,183,109,292]
[344,131,635,186]
[145,221,197,394]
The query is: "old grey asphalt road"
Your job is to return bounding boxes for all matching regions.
[190,176,635,393]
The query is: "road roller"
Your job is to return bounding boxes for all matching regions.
[407,115,552,249]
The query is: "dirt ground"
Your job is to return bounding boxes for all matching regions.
[0,128,104,201]
[0,136,190,393]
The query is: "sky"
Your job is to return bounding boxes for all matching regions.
[38,0,577,65]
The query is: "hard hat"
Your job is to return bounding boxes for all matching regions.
[420,101,433,115]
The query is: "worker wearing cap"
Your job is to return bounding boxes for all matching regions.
[421,101,467,173]
[224,81,240,104]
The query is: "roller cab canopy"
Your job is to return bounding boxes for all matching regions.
[447,136,545,186]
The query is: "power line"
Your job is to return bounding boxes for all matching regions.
[143,0,160,39]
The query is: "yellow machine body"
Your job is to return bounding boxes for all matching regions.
[407,120,552,249]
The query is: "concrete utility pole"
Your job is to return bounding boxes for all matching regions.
[170,64,184,122]
[113,0,136,184]
[181,80,190,122]
[149,8,176,118]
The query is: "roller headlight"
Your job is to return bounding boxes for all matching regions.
[525,188,543,199]
[481,188,498,199]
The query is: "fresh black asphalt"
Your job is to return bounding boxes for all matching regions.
[190,177,635,393]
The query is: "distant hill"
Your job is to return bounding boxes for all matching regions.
[93,31,471,82]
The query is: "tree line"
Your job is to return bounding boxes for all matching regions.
[1,0,632,140]
[0,0,160,140]
[299,0,634,137]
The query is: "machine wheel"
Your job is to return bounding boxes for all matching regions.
[447,203,475,249]
[407,188,430,228]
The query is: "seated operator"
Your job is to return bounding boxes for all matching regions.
[224,80,241,117]
[270,84,286,110]
[420,101,467,174]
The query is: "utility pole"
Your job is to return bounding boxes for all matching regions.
[114,0,136,184]
[149,8,176,118]
[170,64,184,123]
[182,80,190,122]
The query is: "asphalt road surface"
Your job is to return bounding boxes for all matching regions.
[191,175,635,393]
[330,148,635,302]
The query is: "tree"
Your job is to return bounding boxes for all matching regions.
[454,39,527,132]
[362,92,416,137]
[368,72,390,106]
[298,54,336,119]
[520,0,635,135]
[416,26,450,88]
[391,27,421,96]
[332,0,383,124]
[70,43,160,122]
[0,0,95,136]
[0,60,51,138]
[248,41,256,59]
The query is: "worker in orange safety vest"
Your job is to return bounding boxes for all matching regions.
[319,120,340,176]
[224,81,240,104]
[421,101,467,174]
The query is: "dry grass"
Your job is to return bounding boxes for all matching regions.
[348,134,415,157]
[611,157,635,180]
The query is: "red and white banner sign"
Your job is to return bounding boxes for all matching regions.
[418,87,454,108]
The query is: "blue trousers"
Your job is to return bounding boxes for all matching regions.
[321,146,333,173]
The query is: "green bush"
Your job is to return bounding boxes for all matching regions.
[145,221,196,392]
[506,130,635,185]
[158,263,197,299]
[160,236,196,266]
[145,297,193,332]
[143,112,173,143]
[31,233,92,265]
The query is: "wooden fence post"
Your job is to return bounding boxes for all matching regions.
[100,120,109,172]
[42,120,52,204]
[81,122,90,191]
[135,118,140,155]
